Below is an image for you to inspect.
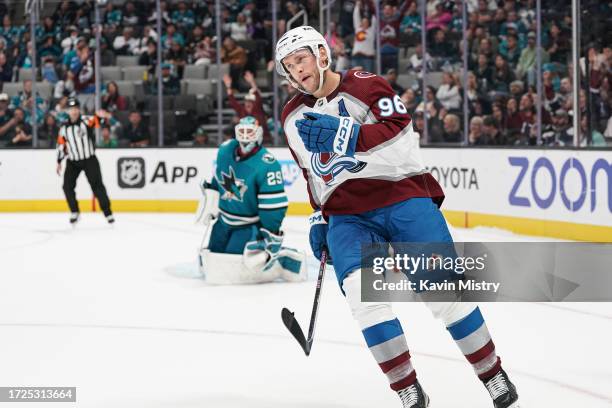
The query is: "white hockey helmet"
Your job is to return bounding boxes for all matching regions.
[235,116,263,153]
[275,25,332,95]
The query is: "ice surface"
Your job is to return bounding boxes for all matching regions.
[1,213,611,407]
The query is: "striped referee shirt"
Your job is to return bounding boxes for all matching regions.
[56,115,100,163]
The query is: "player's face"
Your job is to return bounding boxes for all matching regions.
[282,49,319,93]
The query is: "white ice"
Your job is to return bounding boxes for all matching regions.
[1,213,611,408]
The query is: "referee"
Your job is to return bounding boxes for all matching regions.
[56,98,114,225]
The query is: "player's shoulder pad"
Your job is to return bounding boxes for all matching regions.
[281,93,308,126]
[341,70,394,103]
[218,139,238,156]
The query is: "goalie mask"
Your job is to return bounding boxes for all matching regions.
[275,25,332,95]
[235,116,263,154]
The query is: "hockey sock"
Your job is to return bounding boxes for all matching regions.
[446,306,502,380]
[362,318,417,391]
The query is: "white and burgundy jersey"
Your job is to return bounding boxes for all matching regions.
[281,69,444,216]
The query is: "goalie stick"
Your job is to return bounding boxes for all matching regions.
[281,248,328,356]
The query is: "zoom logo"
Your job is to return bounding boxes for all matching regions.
[508,156,611,212]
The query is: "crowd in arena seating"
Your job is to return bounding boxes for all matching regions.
[0,0,609,148]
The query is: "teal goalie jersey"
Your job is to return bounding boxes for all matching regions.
[210,140,288,232]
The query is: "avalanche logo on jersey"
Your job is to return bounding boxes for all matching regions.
[310,99,367,186]
[218,167,248,202]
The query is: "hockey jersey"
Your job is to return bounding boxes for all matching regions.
[281,69,444,216]
[210,139,288,232]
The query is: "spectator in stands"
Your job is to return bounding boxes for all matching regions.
[0,92,12,135]
[122,1,142,28]
[580,115,607,147]
[386,69,405,96]
[10,80,47,127]
[0,15,24,49]
[429,29,454,64]
[162,23,185,49]
[548,109,572,145]
[326,22,350,71]
[186,25,205,55]
[352,0,376,73]
[139,39,158,75]
[518,106,537,145]
[102,81,128,112]
[482,115,506,145]
[0,51,12,81]
[499,33,521,67]
[148,0,171,26]
[468,116,486,145]
[71,39,96,97]
[475,53,493,89]
[166,40,187,78]
[378,0,409,72]
[4,107,31,147]
[60,26,80,57]
[192,125,209,147]
[490,54,516,95]
[509,79,525,101]
[407,43,433,76]
[193,36,215,66]
[149,62,180,95]
[516,31,549,84]
[223,71,271,143]
[124,110,149,147]
[221,37,247,90]
[224,13,250,42]
[99,125,119,148]
[427,1,452,32]
[113,27,139,56]
[436,72,462,111]
[134,25,158,56]
[442,113,463,143]
[546,22,570,65]
[400,1,420,36]
[103,2,122,28]
[53,1,77,29]
[15,40,34,70]
[401,88,419,113]
[172,1,196,31]
[505,97,523,133]
[38,113,59,148]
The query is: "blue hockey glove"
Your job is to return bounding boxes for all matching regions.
[296,112,360,156]
[308,210,330,262]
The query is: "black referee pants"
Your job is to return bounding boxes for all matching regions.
[63,156,112,216]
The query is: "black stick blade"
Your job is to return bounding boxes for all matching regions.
[281,307,311,356]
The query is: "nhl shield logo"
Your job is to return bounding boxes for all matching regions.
[118,157,146,188]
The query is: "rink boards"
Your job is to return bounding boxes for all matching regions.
[0,147,610,241]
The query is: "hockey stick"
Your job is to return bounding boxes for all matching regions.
[281,248,328,356]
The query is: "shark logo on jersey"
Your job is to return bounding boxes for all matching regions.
[219,166,248,202]
[310,99,367,185]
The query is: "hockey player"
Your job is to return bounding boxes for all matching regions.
[276,26,519,408]
[197,116,306,284]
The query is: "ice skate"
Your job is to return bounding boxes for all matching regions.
[483,369,519,408]
[397,380,429,408]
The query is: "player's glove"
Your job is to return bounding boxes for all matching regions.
[296,112,360,156]
[260,228,283,258]
[308,210,331,262]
